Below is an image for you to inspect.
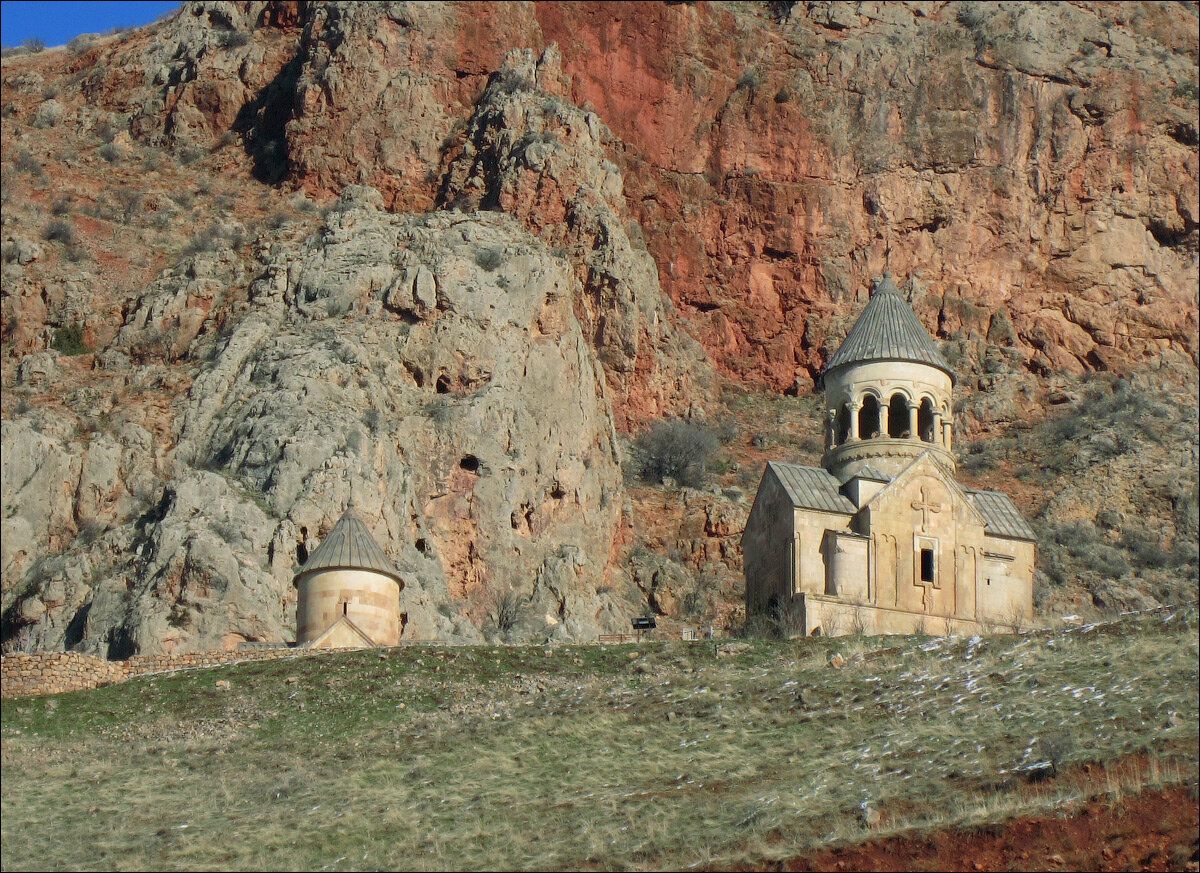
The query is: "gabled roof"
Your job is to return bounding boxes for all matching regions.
[295,504,402,583]
[824,273,954,381]
[304,615,380,649]
[861,452,990,530]
[968,490,1037,542]
[768,462,856,514]
[849,464,892,483]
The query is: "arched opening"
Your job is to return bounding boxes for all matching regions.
[296,526,309,565]
[858,395,881,439]
[888,394,908,438]
[835,404,851,446]
[919,398,935,443]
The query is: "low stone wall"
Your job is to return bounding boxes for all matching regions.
[0,652,126,697]
[1,647,311,698]
[122,647,303,677]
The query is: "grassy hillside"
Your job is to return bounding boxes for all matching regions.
[2,606,1197,871]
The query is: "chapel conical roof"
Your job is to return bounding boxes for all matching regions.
[295,503,402,583]
[824,273,954,381]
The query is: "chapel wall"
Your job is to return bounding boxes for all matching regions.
[823,530,869,600]
[800,595,1020,637]
[978,538,1035,623]
[742,473,796,614]
[297,568,401,646]
[795,509,853,598]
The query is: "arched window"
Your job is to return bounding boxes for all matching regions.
[858,395,881,439]
[888,394,908,438]
[835,403,851,445]
[919,397,935,443]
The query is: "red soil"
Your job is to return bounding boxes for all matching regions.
[741,786,1199,873]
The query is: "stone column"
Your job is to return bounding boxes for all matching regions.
[848,402,861,441]
[827,408,838,449]
[878,403,889,437]
[931,411,943,445]
[942,420,953,451]
[907,401,918,439]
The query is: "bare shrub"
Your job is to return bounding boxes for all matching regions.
[736,68,762,91]
[15,150,42,176]
[43,219,77,246]
[635,419,720,488]
[216,30,250,49]
[67,34,96,55]
[115,188,144,224]
[492,68,534,96]
[487,590,523,637]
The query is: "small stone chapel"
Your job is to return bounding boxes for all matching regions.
[294,502,407,648]
[742,273,1036,636]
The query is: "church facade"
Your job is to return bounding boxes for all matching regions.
[742,274,1035,636]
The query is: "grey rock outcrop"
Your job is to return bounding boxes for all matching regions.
[3,188,635,653]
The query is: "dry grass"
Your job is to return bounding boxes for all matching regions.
[2,606,1197,871]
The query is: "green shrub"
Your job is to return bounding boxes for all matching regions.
[51,324,90,356]
[474,248,503,271]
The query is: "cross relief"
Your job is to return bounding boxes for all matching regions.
[911,486,942,531]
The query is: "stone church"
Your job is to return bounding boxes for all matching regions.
[742,273,1035,636]
[294,502,406,648]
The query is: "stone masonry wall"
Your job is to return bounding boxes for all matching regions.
[1,647,311,698]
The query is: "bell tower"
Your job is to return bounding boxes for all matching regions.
[820,273,956,482]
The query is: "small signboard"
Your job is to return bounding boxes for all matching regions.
[632,616,656,642]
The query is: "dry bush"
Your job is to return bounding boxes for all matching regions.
[635,418,720,488]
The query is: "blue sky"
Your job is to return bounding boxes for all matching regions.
[1,1,180,48]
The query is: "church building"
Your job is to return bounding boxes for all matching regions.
[742,273,1036,636]
[294,502,407,648]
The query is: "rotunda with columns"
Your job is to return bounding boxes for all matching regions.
[821,272,956,482]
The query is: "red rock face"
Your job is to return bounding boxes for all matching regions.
[122,1,1196,403]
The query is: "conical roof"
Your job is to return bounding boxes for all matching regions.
[824,273,954,381]
[295,504,402,583]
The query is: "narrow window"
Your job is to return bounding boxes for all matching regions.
[918,397,935,443]
[343,601,349,616]
[888,394,908,438]
[920,548,935,583]
[858,395,881,439]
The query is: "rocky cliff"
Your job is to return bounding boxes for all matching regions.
[2,1,1196,653]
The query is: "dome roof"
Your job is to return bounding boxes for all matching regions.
[824,273,954,381]
[295,504,402,584]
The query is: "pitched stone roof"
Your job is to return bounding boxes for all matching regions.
[967,490,1037,542]
[768,462,856,514]
[295,504,402,583]
[850,464,892,483]
[824,273,954,380]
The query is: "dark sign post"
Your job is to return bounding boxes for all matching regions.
[631,616,656,643]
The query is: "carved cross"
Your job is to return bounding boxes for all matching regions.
[911,487,942,530]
